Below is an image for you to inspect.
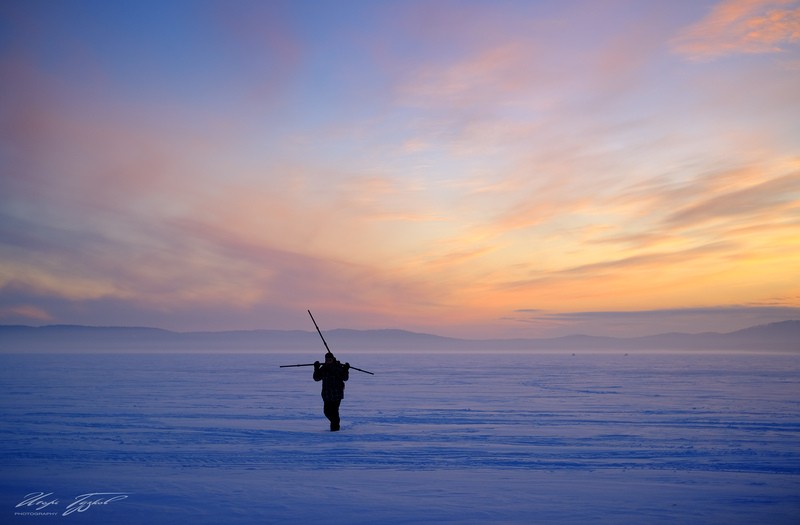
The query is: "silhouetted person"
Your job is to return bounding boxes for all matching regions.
[313,352,349,431]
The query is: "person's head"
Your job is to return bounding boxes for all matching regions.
[325,352,335,363]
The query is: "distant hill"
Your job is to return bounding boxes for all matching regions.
[0,320,798,353]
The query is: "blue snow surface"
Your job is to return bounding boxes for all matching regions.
[1,351,799,524]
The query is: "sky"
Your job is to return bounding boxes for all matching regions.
[1,0,799,339]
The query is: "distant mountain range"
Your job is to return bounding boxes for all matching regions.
[1,320,798,353]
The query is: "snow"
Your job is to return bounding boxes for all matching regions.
[1,352,799,524]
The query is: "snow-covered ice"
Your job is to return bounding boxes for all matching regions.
[1,352,799,524]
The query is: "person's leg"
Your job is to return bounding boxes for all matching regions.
[331,399,340,431]
[324,399,341,431]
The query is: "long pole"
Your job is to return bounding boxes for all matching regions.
[279,362,374,375]
[308,310,331,353]
[305,310,374,375]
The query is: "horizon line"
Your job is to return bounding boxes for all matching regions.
[2,319,798,341]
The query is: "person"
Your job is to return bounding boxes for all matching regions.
[313,352,349,431]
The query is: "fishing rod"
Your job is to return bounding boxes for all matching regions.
[278,310,374,375]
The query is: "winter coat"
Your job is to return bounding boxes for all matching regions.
[313,362,349,402]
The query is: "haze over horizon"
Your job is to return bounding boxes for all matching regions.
[1,0,799,339]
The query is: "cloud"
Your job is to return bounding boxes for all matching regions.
[507,305,800,336]
[673,0,800,60]
[502,242,737,290]
[666,170,800,227]
[0,303,53,323]
[398,40,547,110]
[0,206,452,331]
[597,162,800,250]
[518,305,800,320]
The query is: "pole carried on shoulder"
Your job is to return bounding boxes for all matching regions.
[345,364,374,375]
[279,362,374,375]
[308,309,331,353]
[278,310,374,375]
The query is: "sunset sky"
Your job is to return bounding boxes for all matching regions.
[1,0,799,338]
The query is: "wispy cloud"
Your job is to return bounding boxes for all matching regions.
[508,305,800,336]
[673,0,800,60]
[398,40,545,109]
[0,303,53,323]
[500,242,738,290]
[666,170,800,227]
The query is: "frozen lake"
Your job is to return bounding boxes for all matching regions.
[1,352,799,524]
